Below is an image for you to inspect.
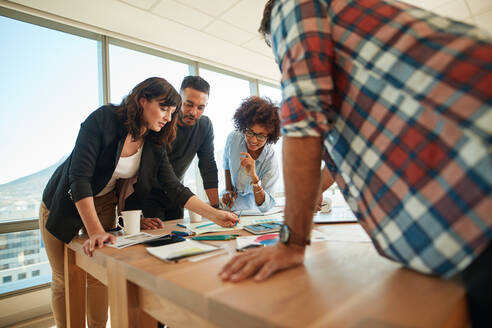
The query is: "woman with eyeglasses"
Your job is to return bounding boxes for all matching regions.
[222,96,280,213]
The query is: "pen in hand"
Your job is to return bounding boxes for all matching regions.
[235,210,242,227]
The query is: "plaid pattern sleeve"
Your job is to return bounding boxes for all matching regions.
[271,0,492,277]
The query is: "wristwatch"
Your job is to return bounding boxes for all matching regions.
[251,179,262,188]
[211,203,221,209]
[279,224,311,247]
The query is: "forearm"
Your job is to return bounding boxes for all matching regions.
[75,196,105,236]
[253,188,265,206]
[225,170,234,191]
[251,175,266,206]
[184,195,219,220]
[321,166,335,191]
[205,188,219,206]
[283,136,323,240]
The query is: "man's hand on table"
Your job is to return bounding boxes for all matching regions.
[219,243,305,282]
[141,217,164,230]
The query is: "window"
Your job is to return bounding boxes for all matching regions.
[0,15,101,221]
[109,43,190,104]
[259,83,284,194]
[0,14,101,295]
[195,68,253,195]
[32,270,40,277]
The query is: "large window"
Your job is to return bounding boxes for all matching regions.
[259,83,284,194]
[109,43,190,104]
[0,14,101,294]
[197,68,253,196]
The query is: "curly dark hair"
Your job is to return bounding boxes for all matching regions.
[116,77,181,148]
[233,96,280,144]
[258,0,276,46]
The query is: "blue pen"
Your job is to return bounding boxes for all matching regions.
[176,223,187,228]
[196,222,216,229]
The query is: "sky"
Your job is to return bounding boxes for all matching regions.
[0,16,99,184]
[0,15,282,186]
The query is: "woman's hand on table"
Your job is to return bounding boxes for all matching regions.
[219,243,305,282]
[141,218,164,230]
[212,210,239,227]
[82,232,115,257]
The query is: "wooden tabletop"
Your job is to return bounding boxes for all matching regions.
[67,220,467,328]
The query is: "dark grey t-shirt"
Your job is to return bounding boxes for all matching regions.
[168,115,218,189]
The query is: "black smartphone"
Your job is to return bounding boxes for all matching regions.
[143,235,185,247]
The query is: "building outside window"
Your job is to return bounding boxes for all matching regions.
[0,14,101,294]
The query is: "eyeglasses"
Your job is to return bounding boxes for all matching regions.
[245,129,268,142]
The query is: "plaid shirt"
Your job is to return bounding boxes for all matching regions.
[271,0,492,277]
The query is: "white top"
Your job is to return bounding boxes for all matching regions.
[96,146,143,197]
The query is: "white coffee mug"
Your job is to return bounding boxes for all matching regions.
[188,209,202,223]
[117,210,142,235]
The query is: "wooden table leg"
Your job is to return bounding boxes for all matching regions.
[64,246,86,328]
[107,258,144,328]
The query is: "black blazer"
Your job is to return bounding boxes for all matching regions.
[42,105,193,243]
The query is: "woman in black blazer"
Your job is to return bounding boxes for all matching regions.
[39,77,238,327]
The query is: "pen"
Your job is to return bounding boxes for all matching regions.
[176,223,187,228]
[236,210,242,227]
[196,222,216,229]
[192,234,239,241]
[171,230,190,236]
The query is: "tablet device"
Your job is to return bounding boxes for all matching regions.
[244,222,282,235]
[143,235,185,247]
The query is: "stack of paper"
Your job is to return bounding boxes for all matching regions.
[107,232,163,249]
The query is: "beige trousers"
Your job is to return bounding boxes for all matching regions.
[39,192,117,328]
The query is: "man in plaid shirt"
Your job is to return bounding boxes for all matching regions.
[220,0,491,325]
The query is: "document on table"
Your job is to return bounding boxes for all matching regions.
[184,214,284,235]
[314,225,371,243]
[146,239,220,262]
[233,206,284,216]
[106,232,163,249]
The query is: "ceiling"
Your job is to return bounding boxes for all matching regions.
[2,0,489,85]
[1,0,281,83]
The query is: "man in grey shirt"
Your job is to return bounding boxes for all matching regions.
[144,76,220,219]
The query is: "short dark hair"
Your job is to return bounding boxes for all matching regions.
[117,77,181,148]
[180,75,210,95]
[259,0,276,46]
[233,96,281,144]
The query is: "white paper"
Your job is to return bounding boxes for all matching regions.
[185,214,284,235]
[107,232,163,249]
[146,239,220,262]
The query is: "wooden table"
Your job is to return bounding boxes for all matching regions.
[64,221,467,328]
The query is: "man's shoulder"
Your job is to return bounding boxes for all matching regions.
[197,115,213,128]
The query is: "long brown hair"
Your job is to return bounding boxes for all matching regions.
[117,77,181,147]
